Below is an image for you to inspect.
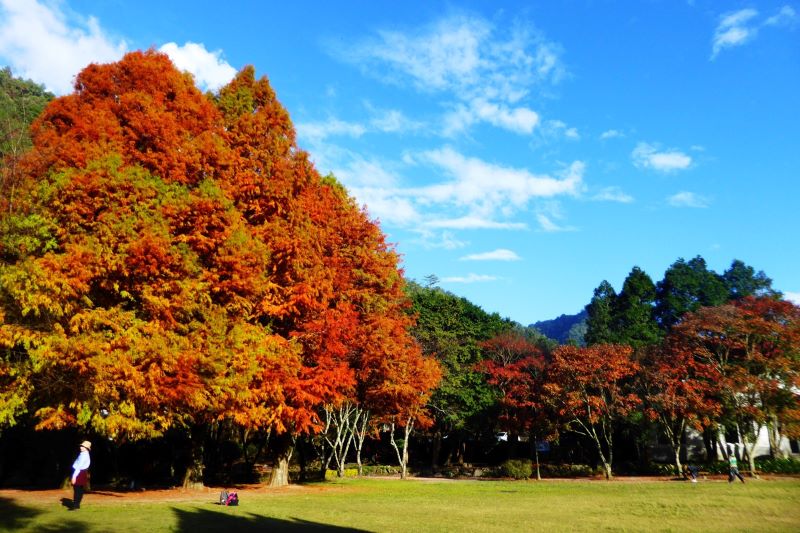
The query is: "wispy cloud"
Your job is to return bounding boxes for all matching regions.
[600,129,624,140]
[443,99,540,136]
[441,273,498,283]
[460,249,521,261]
[296,118,367,142]
[159,42,236,91]
[667,191,709,208]
[334,13,565,136]
[416,147,583,211]
[632,142,692,173]
[0,0,126,94]
[711,6,797,59]
[424,217,528,230]
[535,202,576,232]
[765,5,797,26]
[369,107,425,133]
[593,186,634,203]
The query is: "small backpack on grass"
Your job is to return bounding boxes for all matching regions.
[225,491,239,506]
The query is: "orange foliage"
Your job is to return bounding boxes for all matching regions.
[0,50,437,442]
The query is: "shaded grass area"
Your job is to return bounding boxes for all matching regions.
[2,478,799,532]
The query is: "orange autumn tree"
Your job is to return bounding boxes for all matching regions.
[0,51,435,486]
[543,344,641,479]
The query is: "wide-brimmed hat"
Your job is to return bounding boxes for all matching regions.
[80,440,92,451]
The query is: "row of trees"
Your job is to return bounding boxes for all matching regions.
[0,52,440,486]
[0,56,797,486]
[477,295,799,479]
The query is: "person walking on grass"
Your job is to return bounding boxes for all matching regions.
[727,446,745,484]
[70,441,91,509]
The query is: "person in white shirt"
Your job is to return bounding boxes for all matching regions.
[70,441,91,510]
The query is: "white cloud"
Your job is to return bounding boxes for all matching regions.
[158,42,236,92]
[425,217,527,230]
[444,98,540,136]
[460,249,521,261]
[711,6,797,59]
[535,202,576,232]
[0,0,126,94]
[352,187,421,226]
[632,142,692,172]
[441,273,498,284]
[413,229,468,250]
[336,13,564,136]
[369,108,424,133]
[296,118,367,142]
[418,147,583,210]
[538,119,580,142]
[600,129,624,140]
[784,291,800,306]
[593,186,634,203]
[765,5,797,26]
[667,191,709,208]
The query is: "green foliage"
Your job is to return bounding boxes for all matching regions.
[531,310,587,345]
[584,281,617,345]
[614,266,661,347]
[500,459,533,479]
[723,259,776,300]
[324,464,403,479]
[754,457,800,474]
[406,281,512,433]
[655,256,728,329]
[0,67,54,159]
[538,463,595,478]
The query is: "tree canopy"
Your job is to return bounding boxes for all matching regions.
[0,52,438,481]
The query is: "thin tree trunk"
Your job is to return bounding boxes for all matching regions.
[354,410,369,476]
[533,433,541,480]
[431,431,442,473]
[390,418,414,480]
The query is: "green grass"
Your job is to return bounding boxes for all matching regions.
[2,478,799,532]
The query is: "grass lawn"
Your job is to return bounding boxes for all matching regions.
[1,477,799,532]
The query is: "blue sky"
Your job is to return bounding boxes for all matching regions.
[1,1,798,324]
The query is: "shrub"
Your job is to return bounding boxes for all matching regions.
[538,464,594,478]
[755,457,800,474]
[501,459,532,479]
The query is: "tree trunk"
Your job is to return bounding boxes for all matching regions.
[702,427,717,461]
[390,418,414,480]
[533,436,541,481]
[269,433,295,487]
[182,426,206,489]
[431,431,442,473]
[354,410,369,476]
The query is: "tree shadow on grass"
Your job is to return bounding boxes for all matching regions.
[0,496,87,532]
[173,506,371,533]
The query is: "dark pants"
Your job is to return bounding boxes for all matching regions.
[73,484,85,508]
[728,467,745,483]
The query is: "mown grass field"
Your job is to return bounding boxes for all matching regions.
[2,477,799,532]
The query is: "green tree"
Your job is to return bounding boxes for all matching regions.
[655,256,728,329]
[722,259,775,300]
[406,281,512,467]
[614,267,661,348]
[0,67,54,212]
[584,281,617,345]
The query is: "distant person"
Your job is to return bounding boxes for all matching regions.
[70,441,91,509]
[686,464,699,483]
[727,447,745,484]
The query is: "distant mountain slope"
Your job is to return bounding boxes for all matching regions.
[530,309,587,345]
